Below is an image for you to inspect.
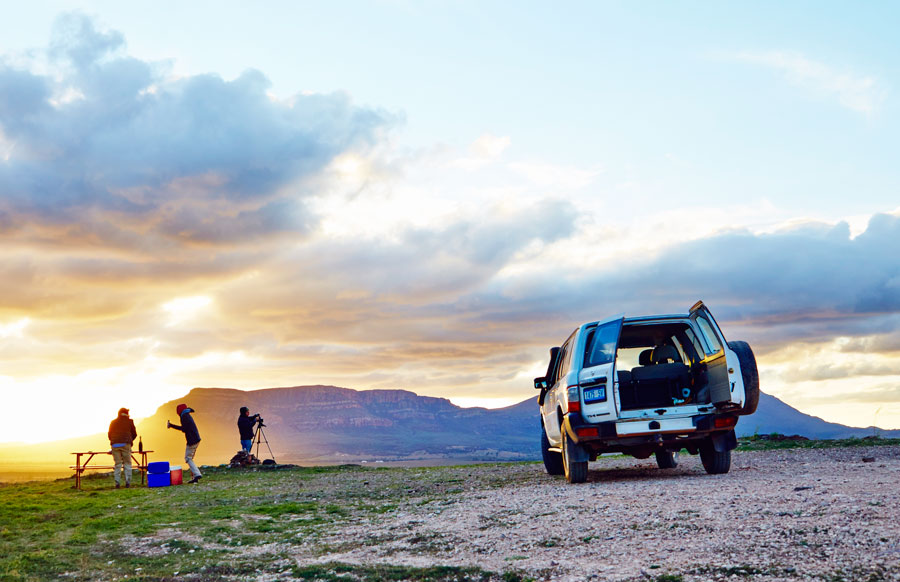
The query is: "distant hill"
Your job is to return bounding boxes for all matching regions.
[133,385,538,466]
[0,386,538,470]
[0,386,895,474]
[734,392,898,439]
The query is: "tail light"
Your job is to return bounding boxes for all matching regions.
[714,416,737,429]
[567,385,581,413]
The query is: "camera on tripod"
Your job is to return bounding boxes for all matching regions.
[237,407,276,465]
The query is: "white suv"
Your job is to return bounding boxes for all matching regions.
[535,301,759,483]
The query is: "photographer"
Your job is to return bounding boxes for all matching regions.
[237,407,260,453]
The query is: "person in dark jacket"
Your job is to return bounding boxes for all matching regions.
[237,406,260,453]
[108,407,137,488]
[167,403,202,483]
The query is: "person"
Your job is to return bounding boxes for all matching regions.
[237,407,260,453]
[167,403,202,483]
[108,407,137,488]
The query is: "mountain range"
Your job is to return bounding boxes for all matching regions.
[0,385,894,473]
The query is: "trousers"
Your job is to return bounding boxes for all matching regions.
[111,445,132,485]
[184,443,201,478]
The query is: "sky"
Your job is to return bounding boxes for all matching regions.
[0,1,898,443]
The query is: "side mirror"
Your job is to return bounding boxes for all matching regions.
[534,377,549,390]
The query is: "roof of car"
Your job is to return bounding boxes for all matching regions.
[623,313,688,323]
[584,313,687,328]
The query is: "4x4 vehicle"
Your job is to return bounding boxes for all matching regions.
[535,301,759,483]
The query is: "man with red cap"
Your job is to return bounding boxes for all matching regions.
[108,407,137,488]
[167,404,202,483]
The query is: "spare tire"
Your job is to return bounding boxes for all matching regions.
[728,340,759,416]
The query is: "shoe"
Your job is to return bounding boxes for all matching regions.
[115,483,120,489]
[188,475,202,484]
[125,483,130,488]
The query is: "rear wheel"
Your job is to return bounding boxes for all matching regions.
[562,432,588,483]
[655,450,678,469]
[541,422,564,475]
[728,340,759,416]
[699,441,731,474]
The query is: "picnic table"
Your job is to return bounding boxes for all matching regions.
[69,450,153,490]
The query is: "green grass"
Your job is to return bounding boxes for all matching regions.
[2,442,895,581]
[0,463,534,582]
[736,434,900,451]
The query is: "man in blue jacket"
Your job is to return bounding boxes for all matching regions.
[167,403,202,483]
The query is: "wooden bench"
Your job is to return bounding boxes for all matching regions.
[69,450,153,490]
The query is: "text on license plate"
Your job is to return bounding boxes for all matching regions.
[583,386,606,403]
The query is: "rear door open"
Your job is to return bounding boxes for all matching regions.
[689,301,744,408]
[578,315,624,422]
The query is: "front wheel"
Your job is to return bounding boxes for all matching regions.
[655,450,678,469]
[562,432,588,483]
[699,442,731,474]
[541,421,564,475]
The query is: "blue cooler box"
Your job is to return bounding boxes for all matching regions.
[147,461,170,474]
[148,472,171,488]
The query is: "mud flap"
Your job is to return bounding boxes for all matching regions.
[565,434,590,462]
[710,429,737,453]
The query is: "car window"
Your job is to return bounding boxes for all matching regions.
[676,329,701,364]
[670,335,688,363]
[584,321,619,367]
[695,315,723,355]
[616,347,644,370]
[555,343,571,384]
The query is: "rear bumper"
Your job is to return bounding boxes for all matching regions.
[562,412,738,452]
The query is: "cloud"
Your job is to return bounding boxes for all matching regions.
[840,330,900,355]
[734,50,886,115]
[540,214,898,328]
[507,161,600,189]
[785,381,900,406]
[2,13,899,438]
[469,134,510,158]
[0,13,393,250]
[226,197,578,321]
[169,208,900,407]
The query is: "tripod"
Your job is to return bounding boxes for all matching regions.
[252,420,276,464]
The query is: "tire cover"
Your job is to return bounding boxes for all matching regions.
[728,340,759,415]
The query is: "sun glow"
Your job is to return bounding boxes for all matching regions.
[0,318,30,338]
[162,296,213,327]
[0,349,259,444]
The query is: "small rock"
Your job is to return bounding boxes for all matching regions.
[862,457,875,463]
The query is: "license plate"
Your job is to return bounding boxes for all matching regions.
[583,386,606,403]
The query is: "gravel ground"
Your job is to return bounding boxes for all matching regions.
[295,446,900,581]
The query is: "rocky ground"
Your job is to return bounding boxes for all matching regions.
[293,446,900,581]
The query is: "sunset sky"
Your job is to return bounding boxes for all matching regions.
[1,2,899,443]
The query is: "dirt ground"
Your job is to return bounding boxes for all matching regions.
[294,446,900,581]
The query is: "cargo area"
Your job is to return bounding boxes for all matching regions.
[614,322,712,411]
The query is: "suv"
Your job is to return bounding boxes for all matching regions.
[535,301,759,483]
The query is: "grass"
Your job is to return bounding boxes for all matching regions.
[2,439,897,581]
[0,463,535,582]
[736,434,900,451]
